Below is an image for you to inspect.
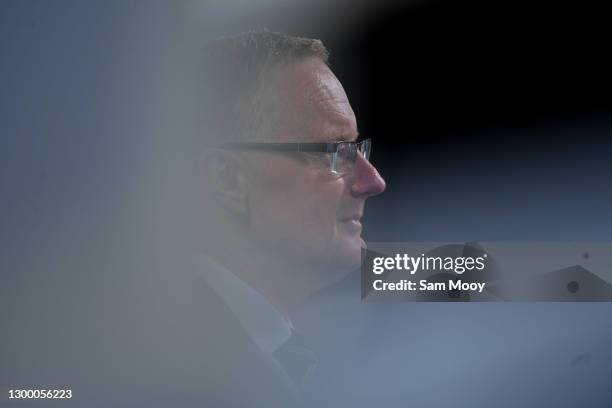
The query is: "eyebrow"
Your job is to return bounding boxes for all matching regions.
[331,131,359,142]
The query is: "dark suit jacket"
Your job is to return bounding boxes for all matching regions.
[3,253,301,407]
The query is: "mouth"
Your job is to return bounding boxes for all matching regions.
[338,214,363,234]
[340,211,363,222]
[339,213,363,223]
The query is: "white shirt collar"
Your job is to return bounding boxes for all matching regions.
[198,256,292,354]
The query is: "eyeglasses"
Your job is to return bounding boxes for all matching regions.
[218,138,372,176]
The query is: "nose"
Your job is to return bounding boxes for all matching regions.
[349,154,386,198]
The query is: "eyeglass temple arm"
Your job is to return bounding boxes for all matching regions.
[219,142,338,153]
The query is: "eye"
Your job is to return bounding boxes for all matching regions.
[333,156,353,175]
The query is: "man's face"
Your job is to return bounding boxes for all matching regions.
[244,58,386,276]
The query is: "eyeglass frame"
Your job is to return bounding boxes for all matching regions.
[216,138,372,176]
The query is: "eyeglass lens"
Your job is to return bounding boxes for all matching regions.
[330,140,371,174]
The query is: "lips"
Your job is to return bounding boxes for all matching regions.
[338,216,363,235]
[339,214,363,222]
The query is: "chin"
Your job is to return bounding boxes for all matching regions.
[333,236,365,271]
[299,237,363,292]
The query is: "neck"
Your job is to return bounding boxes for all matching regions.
[202,230,324,317]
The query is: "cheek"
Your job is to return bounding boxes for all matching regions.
[299,187,342,237]
[283,180,344,237]
[248,166,346,249]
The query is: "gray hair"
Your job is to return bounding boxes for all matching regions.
[201,30,330,144]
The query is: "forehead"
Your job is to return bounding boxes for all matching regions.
[268,58,358,143]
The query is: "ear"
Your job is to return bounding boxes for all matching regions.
[203,150,249,216]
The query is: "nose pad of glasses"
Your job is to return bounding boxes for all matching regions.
[359,139,371,161]
[330,151,339,174]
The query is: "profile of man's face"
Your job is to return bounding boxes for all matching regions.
[243,57,386,277]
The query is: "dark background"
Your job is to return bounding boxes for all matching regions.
[328,1,612,242]
[256,0,612,242]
